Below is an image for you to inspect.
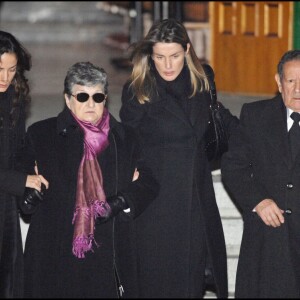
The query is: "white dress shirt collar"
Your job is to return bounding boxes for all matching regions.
[287,108,300,131]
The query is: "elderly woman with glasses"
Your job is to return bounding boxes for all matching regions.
[20,61,159,298]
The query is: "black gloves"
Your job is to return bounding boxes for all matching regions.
[21,185,45,214]
[97,194,129,224]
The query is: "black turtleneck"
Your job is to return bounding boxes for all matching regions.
[152,63,195,116]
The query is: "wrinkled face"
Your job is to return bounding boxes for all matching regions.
[65,84,106,124]
[275,60,300,112]
[0,52,17,92]
[152,42,190,81]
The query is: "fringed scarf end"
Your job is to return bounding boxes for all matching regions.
[72,236,93,259]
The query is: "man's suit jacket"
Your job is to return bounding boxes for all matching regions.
[221,94,300,298]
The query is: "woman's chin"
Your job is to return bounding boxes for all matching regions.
[0,86,9,93]
[83,116,100,124]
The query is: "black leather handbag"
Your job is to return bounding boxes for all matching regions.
[203,65,228,161]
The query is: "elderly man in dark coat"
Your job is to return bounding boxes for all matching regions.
[222,50,300,298]
[19,62,159,298]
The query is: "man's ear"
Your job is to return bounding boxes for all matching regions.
[275,73,282,93]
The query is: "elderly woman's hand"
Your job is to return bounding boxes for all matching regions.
[96,194,129,224]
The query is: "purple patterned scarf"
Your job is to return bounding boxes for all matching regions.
[71,108,111,258]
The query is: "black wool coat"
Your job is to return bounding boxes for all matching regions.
[21,107,159,298]
[119,66,238,298]
[221,95,300,298]
[0,86,27,298]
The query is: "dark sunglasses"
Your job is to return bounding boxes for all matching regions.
[71,92,107,103]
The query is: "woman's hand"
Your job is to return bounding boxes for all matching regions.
[25,175,49,192]
[25,162,49,192]
[132,168,139,181]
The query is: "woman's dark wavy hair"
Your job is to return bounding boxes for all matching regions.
[0,30,32,126]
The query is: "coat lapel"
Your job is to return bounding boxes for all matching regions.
[161,96,192,128]
[163,96,210,141]
[260,96,291,168]
[190,92,211,126]
[190,95,211,141]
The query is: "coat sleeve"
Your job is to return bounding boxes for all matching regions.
[118,127,159,219]
[17,126,39,214]
[0,103,27,197]
[221,103,271,213]
[218,101,239,138]
[0,168,26,196]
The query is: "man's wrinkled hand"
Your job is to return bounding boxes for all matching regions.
[255,199,284,227]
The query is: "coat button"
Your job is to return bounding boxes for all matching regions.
[285,209,292,215]
[287,183,294,189]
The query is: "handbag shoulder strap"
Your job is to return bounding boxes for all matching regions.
[202,63,218,107]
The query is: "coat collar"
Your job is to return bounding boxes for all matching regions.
[152,65,210,129]
[56,106,123,140]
